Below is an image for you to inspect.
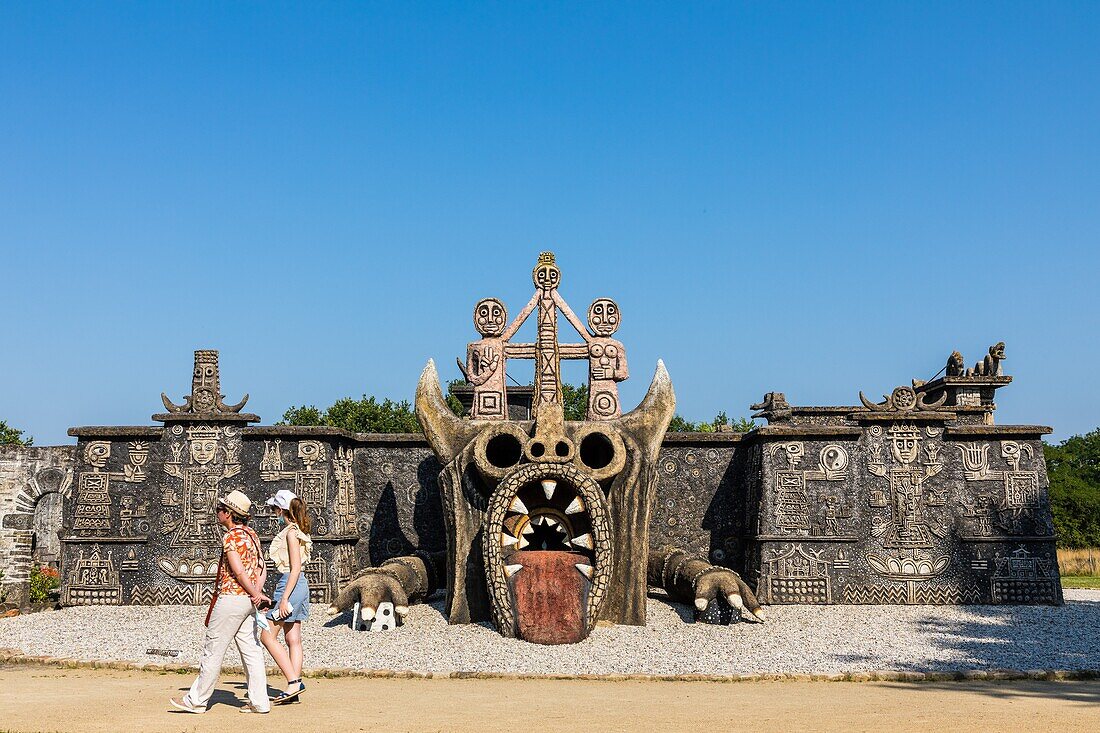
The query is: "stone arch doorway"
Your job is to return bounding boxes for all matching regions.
[5,466,72,602]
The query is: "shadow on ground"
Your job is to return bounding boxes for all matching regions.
[827,591,1100,703]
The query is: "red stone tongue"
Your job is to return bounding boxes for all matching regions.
[508,550,591,645]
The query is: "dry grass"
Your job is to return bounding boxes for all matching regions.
[1058,548,1100,576]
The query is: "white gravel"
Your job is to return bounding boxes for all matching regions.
[2,590,1098,676]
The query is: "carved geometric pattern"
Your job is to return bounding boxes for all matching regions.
[130,584,213,605]
[843,584,909,604]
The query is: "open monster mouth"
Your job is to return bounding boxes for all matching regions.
[483,464,613,644]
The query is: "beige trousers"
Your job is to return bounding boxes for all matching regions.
[184,594,269,711]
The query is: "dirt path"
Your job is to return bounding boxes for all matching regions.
[1,665,1098,732]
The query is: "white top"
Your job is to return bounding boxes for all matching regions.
[268,522,313,573]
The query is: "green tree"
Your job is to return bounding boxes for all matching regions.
[280,405,324,426]
[667,412,757,433]
[1044,429,1100,548]
[0,420,32,446]
[280,397,420,433]
[561,383,589,421]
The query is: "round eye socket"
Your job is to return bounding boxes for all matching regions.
[579,432,615,470]
[485,433,522,469]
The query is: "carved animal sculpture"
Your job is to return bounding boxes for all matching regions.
[946,351,966,378]
[326,255,764,644]
[968,342,1006,377]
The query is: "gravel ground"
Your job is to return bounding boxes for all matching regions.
[2,590,1098,676]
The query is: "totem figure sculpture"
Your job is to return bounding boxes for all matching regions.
[329,252,763,644]
[462,297,539,419]
[583,298,629,419]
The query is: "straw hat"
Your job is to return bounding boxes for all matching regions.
[218,490,252,517]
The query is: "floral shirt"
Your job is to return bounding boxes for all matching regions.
[217,526,262,596]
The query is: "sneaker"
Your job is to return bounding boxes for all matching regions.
[239,703,270,714]
[169,697,205,714]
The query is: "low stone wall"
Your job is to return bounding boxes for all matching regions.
[1,407,1062,609]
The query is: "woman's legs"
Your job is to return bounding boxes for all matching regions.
[284,621,304,687]
[259,620,296,685]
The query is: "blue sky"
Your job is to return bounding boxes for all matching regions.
[1,3,1097,445]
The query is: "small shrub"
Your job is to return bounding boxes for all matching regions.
[28,566,60,603]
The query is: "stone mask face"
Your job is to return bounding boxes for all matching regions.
[889,434,920,465]
[415,359,673,643]
[473,298,507,337]
[189,439,218,466]
[588,298,620,336]
[533,263,560,291]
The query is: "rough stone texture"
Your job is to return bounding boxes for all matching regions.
[745,395,1060,606]
[0,445,75,605]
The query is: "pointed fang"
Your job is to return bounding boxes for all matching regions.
[504,564,523,578]
[509,496,528,514]
[541,479,557,500]
[518,536,529,549]
[570,533,594,550]
[575,563,594,580]
[564,497,585,515]
[521,524,535,536]
[501,533,519,548]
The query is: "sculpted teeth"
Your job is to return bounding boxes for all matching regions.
[575,563,594,580]
[564,497,585,515]
[509,496,528,514]
[504,564,523,578]
[570,533,594,550]
[541,479,557,500]
[501,533,519,548]
[517,536,530,549]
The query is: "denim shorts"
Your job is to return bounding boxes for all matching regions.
[267,572,310,622]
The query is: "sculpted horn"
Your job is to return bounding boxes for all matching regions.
[617,359,676,462]
[415,359,478,463]
[160,393,186,413]
[217,394,250,413]
[917,390,948,411]
[859,391,886,411]
[853,387,888,411]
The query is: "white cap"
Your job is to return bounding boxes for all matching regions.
[265,489,297,511]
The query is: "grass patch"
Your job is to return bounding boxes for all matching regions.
[1061,576,1100,589]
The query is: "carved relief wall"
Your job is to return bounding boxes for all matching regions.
[49,347,1060,608]
[752,420,1060,605]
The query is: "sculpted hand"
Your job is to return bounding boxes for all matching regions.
[327,570,410,622]
[694,568,765,622]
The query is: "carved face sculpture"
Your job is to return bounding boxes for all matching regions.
[189,437,218,466]
[84,441,111,470]
[532,262,560,291]
[192,352,219,412]
[587,298,620,337]
[416,359,674,645]
[473,298,507,337]
[888,426,921,465]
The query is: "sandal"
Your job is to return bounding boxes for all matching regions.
[272,679,305,705]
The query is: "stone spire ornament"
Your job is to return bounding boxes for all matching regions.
[154,350,259,423]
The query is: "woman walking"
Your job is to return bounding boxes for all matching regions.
[260,489,313,704]
[170,491,270,714]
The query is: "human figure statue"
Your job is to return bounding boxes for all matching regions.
[465,296,536,419]
[584,298,628,419]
